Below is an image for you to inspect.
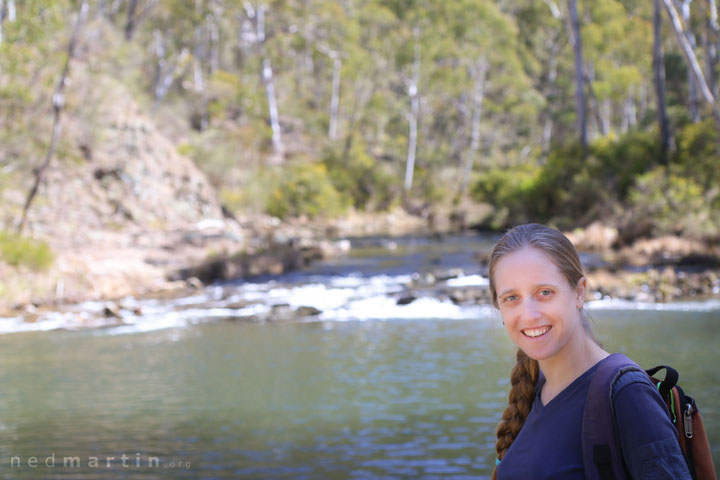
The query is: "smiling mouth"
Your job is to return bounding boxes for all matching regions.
[523,326,552,338]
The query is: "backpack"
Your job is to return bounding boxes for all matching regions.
[581,353,716,480]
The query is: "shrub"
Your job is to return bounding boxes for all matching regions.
[625,166,719,239]
[673,119,720,190]
[472,131,662,229]
[471,162,542,228]
[266,162,348,219]
[0,231,54,270]
[322,140,397,211]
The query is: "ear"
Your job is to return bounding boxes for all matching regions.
[575,276,587,309]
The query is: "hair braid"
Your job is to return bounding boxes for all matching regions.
[491,348,539,480]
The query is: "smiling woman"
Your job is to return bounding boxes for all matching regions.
[487,224,692,480]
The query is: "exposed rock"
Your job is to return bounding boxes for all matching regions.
[296,306,322,317]
[615,236,720,267]
[396,295,417,306]
[103,304,121,318]
[566,222,619,252]
[431,268,464,281]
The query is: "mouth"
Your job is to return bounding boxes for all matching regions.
[522,326,552,338]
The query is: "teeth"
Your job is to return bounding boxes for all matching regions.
[524,326,551,338]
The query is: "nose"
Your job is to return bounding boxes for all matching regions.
[520,298,542,323]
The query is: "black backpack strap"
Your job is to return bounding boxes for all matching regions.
[645,365,678,399]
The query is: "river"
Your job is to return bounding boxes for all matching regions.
[0,234,718,478]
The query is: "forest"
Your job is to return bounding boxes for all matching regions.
[1,0,720,254]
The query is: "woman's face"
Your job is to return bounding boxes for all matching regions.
[493,246,586,362]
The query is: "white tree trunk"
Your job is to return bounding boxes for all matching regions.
[404,29,421,192]
[662,0,716,104]
[7,0,14,21]
[263,58,283,158]
[654,0,674,153]
[567,0,588,148]
[244,3,284,161]
[679,0,701,121]
[621,93,637,133]
[707,0,720,97]
[152,30,189,109]
[461,56,488,193]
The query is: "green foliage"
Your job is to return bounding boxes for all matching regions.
[626,167,719,239]
[472,131,660,229]
[266,162,348,219]
[0,231,54,271]
[2,0,718,242]
[673,119,720,189]
[322,140,397,211]
[471,162,542,228]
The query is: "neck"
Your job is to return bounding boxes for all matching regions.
[539,332,608,400]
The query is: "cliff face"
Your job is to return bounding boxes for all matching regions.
[24,76,223,243]
[1,75,242,308]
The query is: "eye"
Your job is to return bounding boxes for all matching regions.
[538,289,553,297]
[502,294,519,303]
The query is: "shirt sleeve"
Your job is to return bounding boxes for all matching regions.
[612,370,692,480]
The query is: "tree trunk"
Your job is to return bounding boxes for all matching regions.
[662,0,720,126]
[621,93,637,133]
[707,0,720,97]
[152,30,190,110]
[208,9,221,74]
[404,28,421,193]
[567,0,588,149]
[584,65,609,136]
[263,58,284,160]
[541,37,562,152]
[125,0,138,40]
[662,0,716,103]
[7,0,14,21]
[654,0,674,156]
[18,0,89,234]
[0,0,5,46]
[679,0,702,122]
[193,0,208,131]
[328,53,341,140]
[193,0,205,94]
[244,3,284,162]
[460,56,488,194]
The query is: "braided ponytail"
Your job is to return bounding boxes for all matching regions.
[491,348,539,480]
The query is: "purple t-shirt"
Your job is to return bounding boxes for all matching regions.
[497,363,596,479]
[496,358,691,479]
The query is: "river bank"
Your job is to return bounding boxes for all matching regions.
[1,221,719,334]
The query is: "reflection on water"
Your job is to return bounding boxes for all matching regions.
[0,309,718,479]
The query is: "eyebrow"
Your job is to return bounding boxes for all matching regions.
[498,283,561,298]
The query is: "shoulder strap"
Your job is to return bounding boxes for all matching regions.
[645,364,679,399]
[582,353,643,480]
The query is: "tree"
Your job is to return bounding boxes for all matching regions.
[662,0,720,126]
[567,0,588,148]
[241,3,284,162]
[18,0,89,234]
[654,0,674,155]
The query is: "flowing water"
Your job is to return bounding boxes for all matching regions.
[0,235,718,479]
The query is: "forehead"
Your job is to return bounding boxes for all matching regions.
[493,247,567,288]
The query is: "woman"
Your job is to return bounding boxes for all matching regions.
[489,224,690,479]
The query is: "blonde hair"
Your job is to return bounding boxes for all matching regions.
[488,223,595,478]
